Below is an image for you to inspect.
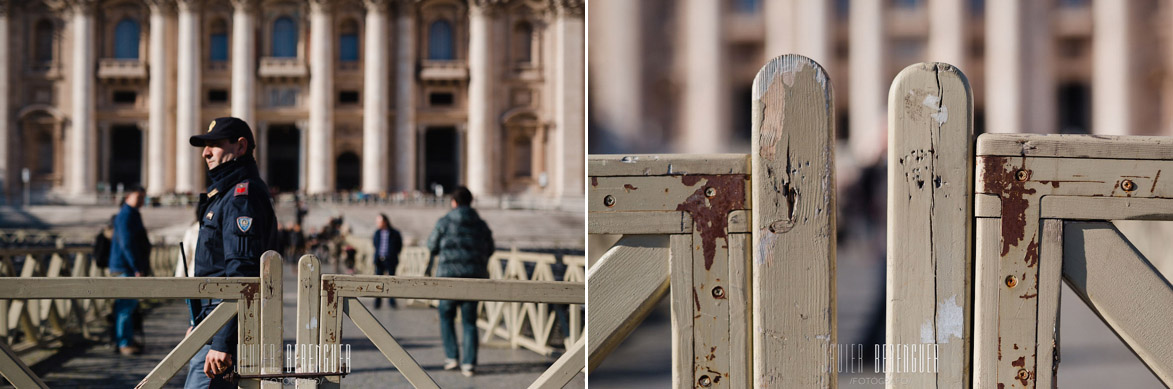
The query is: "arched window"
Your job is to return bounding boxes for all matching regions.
[114,19,140,59]
[34,19,54,65]
[210,18,228,62]
[427,20,454,60]
[339,19,358,62]
[272,16,298,58]
[513,21,533,64]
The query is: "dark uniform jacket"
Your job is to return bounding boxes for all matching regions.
[426,206,494,279]
[192,155,280,353]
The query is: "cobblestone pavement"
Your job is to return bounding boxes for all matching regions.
[24,263,584,388]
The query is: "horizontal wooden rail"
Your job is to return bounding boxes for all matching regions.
[0,278,259,299]
[322,275,584,305]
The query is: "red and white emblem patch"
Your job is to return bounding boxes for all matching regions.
[234,182,249,196]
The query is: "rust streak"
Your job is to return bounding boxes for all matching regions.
[241,282,260,309]
[1019,293,1038,299]
[623,184,638,192]
[591,177,598,187]
[1023,238,1038,267]
[982,157,1037,256]
[692,288,701,312]
[1153,170,1162,193]
[1011,356,1025,367]
[675,174,748,270]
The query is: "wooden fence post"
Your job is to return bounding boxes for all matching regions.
[750,54,837,387]
[260,251,283,388]
[296,254,321,389]
[886,62,974,388]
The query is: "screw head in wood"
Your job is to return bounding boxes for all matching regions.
[705,187,717,198]
[1122,179,1137,192]
[1006,275,1018,288]
[712,286,724,299]
[603,195,615,207]
[1017,369,1030,380]
[698,375,712,387]
[1015,169,1029,181]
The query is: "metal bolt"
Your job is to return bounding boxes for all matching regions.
[705,187,717,198]
[1017,369,1029,380]
[603,195,615,207]
[698,375,712,387]
[1122,179,1137,192]
[712,286,725,298]
[1006,275,1018,288]
[1015,169,1029,182]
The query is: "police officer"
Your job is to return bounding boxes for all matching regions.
[185,117,280,388]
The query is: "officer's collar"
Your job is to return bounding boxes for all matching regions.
[206,154,258,197]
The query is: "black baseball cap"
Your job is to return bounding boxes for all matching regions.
[189,117,255,152]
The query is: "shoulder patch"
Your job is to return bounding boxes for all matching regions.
[236,216,253,233]
[234,182,249,197]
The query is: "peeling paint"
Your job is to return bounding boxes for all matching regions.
[920,320,934,344]
[676,174,748,270]
[981,157,1037,256]
[936,296,963,343]
[921,94,949,124]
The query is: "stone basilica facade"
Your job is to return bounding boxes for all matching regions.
[0,0,584,206]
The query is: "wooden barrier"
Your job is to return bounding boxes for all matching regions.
[887,62,1173,388]
[587,54,837,387]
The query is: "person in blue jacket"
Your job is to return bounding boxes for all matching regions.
[372,213,403,309]
[109,186,148,355]
[185,117,280,388]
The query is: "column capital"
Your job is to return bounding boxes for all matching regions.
[363,0,393,12]
[66,0,98,14]
[146,0,175,13]
[309,0,335,13]
[175,0,202,13]
[470,0,510,16]
[230,0,258,12]
[548,0,583,17]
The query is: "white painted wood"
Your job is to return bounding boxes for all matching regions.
[977,133,1173,160]
[692,219,729,387]
[1062,222,1173,386]
[0,337,47,388]
[343,297,439,389]
[975,194,1002,218]
[0,278,259,299]
[588,154,750,177]
[750,54,837,387]
[324,276,583,304]
[727,232,750,389]
[586,235,670,371]
[973,218,1001,388]
[886,62,974,389]
[529,336,586,389]
[1041,196,1173,220]
[137,302,236,389]
[318,276,342,388]
[976,156,1173,199]
[259,251,282,388]
[669,234,693,389]
[587,211,692,235]
[589,175,750,213]
[1035,220,1063,388]
[296,255,320,389]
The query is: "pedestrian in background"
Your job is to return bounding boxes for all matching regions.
[109,186,149,356]
[372,213,403,309]
[427,186,494,377]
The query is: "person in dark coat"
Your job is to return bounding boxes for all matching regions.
[426,186,494,376]
[185,117,280,388]
[109,186,149,355]
[372,213,403,309]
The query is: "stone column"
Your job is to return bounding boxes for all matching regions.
[849,0,884,162]
[394,0,417,192]
[68,1,97,197]
[0,2,9,202]
[928,0,966,68]
[467,0,498,196]
[986,0,1054,134]
[147,1,171,196]
[551,0,583,203]
[362,0,389,193]
[231,0,257,126]
[307,0,335,194]
[681,0,728,153]
[764,0,830,65]
[588,0,641,153]
[175,0,201,193]
[1093,0,1130,135]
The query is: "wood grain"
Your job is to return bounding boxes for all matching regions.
[750,54,837,387]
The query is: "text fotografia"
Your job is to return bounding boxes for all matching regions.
[234,343,353,379]
[831,343,939,374]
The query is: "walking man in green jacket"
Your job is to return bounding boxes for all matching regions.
[427,186,494,377]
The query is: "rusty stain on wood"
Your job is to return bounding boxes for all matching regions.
[981,156,1037,256]
[675,174,748,270]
